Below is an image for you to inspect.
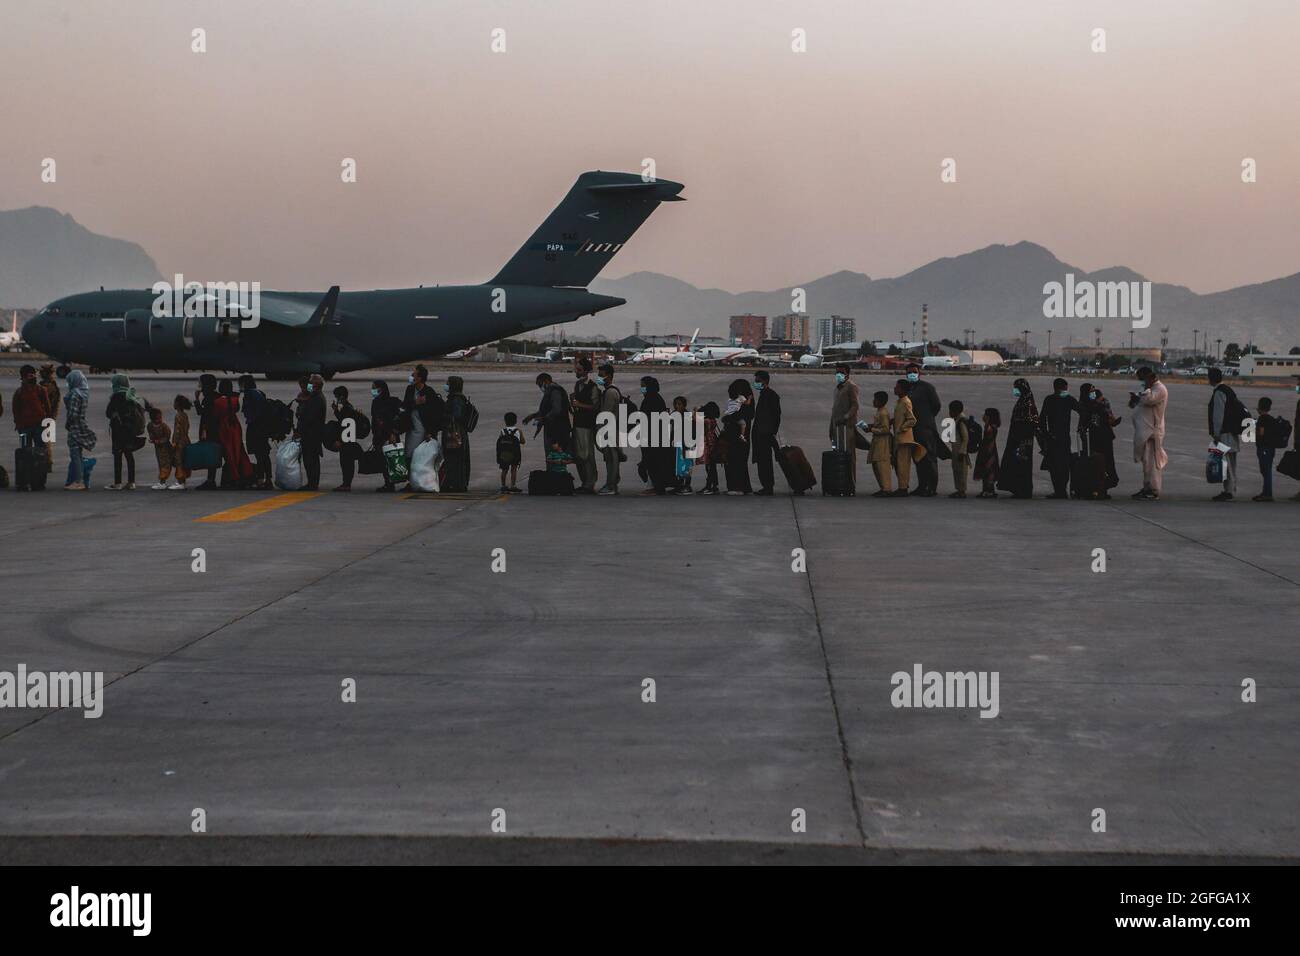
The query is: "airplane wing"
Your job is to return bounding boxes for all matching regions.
[256,287,341,328]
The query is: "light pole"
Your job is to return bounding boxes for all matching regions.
[1193,329,1198,357]
[1216,338,1222,361]
[1021,329,1031,358]
[1047,328,1053,358]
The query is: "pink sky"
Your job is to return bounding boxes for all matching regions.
[2,0,1297,293]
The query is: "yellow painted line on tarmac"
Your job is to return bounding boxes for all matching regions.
[195,491,325,523]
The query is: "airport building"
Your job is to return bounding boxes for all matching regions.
[1238,352,1300,377]
[729,314,768,347]
[770,313,811,346]
[816,315,857,347]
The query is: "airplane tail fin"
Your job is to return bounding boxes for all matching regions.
[489,171,684,288]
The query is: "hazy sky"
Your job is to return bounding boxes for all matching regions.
[2,0,1298,294]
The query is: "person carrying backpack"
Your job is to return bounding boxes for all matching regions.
[496,411,525,493]
[1208,367,1246,501]
[105,373,146,490]
[947,399,971,498]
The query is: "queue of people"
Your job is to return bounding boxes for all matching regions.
[4,361,1297,501]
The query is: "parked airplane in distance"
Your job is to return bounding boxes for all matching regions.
[23,171,684,376]
[0,312,26,351]
[798,337,825,367]
[666,329,762,365]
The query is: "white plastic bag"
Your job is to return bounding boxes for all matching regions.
[408,437,442,492]
[275,439,305,490]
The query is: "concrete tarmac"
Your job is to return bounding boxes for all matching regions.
[0,369,1296,864]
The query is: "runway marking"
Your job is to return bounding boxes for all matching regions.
[195,492,325,523]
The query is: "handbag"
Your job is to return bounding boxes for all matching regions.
[1277,449,1300,481]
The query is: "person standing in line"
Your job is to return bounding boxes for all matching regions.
[105,373,145,490]
[1292,377,1300,501]
[829,364,860,484]
[1078,383,1119,498]
[973,407,1000,498]
[904,362,943,496]
[697,400,721,496]
[12,365,52,484]
[1207,367,1243,502]
[442,375,474,492]
[215,378,254,488]
[751,369,782,495]
[239,374,272,490]
[997,379,1038,499]
[595,363,623,495]
[62,369,96,490]
[638,375,677,495]
[569,358,601,494]
[721,378,754,496]
[370,379,404,493]
[865,390,893,496]
[193,373,222,490]
[947,399,970,499]
[890,378,918,498]
[170,395,192,490]
[1254,397,1280,502]
[296,373,327,491]
[39,364,60,473]
[1129,367,1168,500]
[523,372,572,462]
[1038,377,1079,499]
[401,365,446,466]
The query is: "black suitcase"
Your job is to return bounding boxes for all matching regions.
[1069,433,1105,499]
[777,445,817,493]
[15,441,48,491]
[527,469,574,496]
[821,450,855,496]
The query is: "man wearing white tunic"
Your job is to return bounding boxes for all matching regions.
[1129,367,1168,500]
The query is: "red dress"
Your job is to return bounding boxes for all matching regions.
[214,395,254,484]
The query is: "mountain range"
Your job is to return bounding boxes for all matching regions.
[1,208,1294,352]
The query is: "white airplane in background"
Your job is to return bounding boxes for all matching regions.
[629,329,697,363]
[443,345,481,360]
[922,354,960,369]
[798,337,825,367]
[668,328,762,365]
[0,312,24,350]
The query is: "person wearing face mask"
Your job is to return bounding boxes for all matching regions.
[1037,377,1080,499]
[441,375,475,492]
[401,364,446,470]
[997,378,1038,498]
[369,380,403,492]
[569,357,601,494]
[1128,366,1168,500]
[751,369,782,495]
[828,364,860,489]
[903,362,944,496]
[523,372,572,462]
[295,373,327,491]
[1077,382,1119,499]
[721,378,754,495]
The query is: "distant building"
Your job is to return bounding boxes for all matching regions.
[770,313,811,346]
[815,315,856,347]
[1238,353,1300,377]
[729,314,767,347]
[1059,345,1161,364]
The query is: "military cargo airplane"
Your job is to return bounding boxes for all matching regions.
[24,171,684,377]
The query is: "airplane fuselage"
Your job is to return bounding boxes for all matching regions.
[24,284,625,375]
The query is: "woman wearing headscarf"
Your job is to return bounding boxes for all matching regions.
[442,375,474,492]
[193,373,222,489]
[638,375,676,495]
[996,378,1038,498]
[215,378,254,488]
[63,369,97,490]
[105,372,146,490]
[295,373,327,491]
[721,378,754,495]
[1077,382,1120,498]
[370,380,403,492]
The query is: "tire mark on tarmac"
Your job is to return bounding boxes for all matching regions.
[1103,503,1300,587]
[0,500,496,747]
[789,496,868,848]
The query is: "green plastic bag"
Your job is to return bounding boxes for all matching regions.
[383,443,409,484]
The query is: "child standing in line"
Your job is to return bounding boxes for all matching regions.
[170,395,192,490]
[974,407,1001,498]
[672,395,695,494]
[947,399,970,499]
[1254,397,1278,502]
[497,411,525,493]
[866,390,893,496]
[698,401,721,495]
[147,407,174,490]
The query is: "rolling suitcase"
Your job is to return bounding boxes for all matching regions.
[528,469,574,496]
[15,434,47,491]
[821,425,855,496]
[777,444,816,494]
